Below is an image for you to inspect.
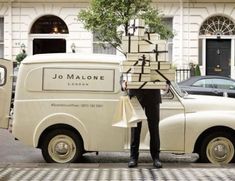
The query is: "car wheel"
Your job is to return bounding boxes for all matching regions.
[41,129,83,163]
[199,132,235,164]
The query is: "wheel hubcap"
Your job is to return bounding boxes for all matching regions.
[48,135,76,163]
[207,137,234,164]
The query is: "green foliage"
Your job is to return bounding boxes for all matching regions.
[78,0,173,50]
[189,63,201,76]
[194,64,201,76]
[16,52,27,64]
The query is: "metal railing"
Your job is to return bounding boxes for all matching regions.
[175,68,191,82]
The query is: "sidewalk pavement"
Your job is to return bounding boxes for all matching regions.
[0,162,235,180]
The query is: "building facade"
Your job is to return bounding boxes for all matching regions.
[1,0,235,78]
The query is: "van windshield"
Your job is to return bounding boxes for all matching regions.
[171,82,187,97]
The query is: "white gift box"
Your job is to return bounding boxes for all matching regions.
[129,27,145,37]
[134,28,145,37]
[149,33,161,42]
[121,36,139,53]
[129,19,146,37]
[138,43,156,53]
[158,52,168,61]
[123,73,151,82]
[126,81,167,89]
[151,69,175,82]
[120,65,151,74]
[139,33,160,42]
[155,40,168,51]
[150,62,171,70]
[120,60,150,66]
[149,53,168,62]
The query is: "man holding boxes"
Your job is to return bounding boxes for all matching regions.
[120,19,173,168]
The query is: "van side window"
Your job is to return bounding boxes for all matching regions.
[0,66,6,86]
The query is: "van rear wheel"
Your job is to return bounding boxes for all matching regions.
[41,129,83,163]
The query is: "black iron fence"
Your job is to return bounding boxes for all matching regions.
[175,68,191,82]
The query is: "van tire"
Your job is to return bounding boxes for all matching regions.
[41,129,83,163]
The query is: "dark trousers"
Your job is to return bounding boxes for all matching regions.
[129,90,161,161]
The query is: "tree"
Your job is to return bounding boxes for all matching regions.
[78,0,173,52]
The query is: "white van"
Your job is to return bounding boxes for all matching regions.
[1,53,235,164]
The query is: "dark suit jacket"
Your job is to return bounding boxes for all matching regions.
[120,74,162,106]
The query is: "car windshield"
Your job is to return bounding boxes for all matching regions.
[171,82,187,97]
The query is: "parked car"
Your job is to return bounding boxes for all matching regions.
[179,75,235,98]
[1,55,235,165]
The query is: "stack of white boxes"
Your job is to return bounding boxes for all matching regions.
[120,19,175,89]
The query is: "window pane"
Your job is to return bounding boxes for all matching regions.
[0,44,4,58]
[168,43,173,62]
[162,18,173,41]
[0,66,5,86]
[212,79,235,89]
[93,32,116,55]
[193,79,213,88]
[31,15,68,34]
[93,43,116,55]
[0,18,3,42]
[162,18,173,61]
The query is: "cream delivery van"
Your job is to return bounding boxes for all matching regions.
[1,53,235,164]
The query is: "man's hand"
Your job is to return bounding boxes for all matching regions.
[161,83,170,95]
[122,80,127,91]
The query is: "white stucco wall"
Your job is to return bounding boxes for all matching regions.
[1,1,235,76]
[156,2,235,73]
[3,2,92,60]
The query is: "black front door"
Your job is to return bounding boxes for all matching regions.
[33,39,66,55]
[206,39,231,77]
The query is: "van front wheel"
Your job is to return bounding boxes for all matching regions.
[199,132,235,164]
[41,129,83,163]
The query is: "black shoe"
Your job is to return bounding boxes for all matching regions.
[128,158,138,168]
[153,159,162,169]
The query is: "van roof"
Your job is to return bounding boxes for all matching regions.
[22,53,125,64]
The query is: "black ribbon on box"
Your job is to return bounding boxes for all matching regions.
[137,63,171,90]
[138,80,168,89]
[158,61,160,70]
[125,56,148,74]
[155,69,170,82]
[128,19,145,36]
[134,26,145,30]
[143,39,153,44]
[147,32,150,40]
[138,44,156,53]
[126,60,138,73]
[138,55,148,81]
[128,34,131,53]
[153,44,168,62]
[124,55,150,82]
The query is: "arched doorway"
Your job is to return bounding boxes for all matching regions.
[199,16,235,77]
[30,15,69,54]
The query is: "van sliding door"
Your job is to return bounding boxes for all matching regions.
[0,59,13,128]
